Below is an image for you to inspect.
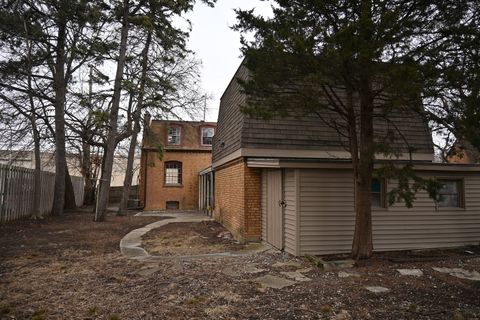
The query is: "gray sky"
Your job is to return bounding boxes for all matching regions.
[186,0,272,122]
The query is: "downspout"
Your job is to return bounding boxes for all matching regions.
[143,150,148,209]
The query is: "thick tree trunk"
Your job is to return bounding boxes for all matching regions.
[351,84,375,259]
[350,0,376,260]
[64,164,77,210]
[351,90,375,259]
[118,119,140,216]
[351,162,374,259]
[51,20,67,216]
[83,67,95,206]
[26,34,42,219]
[82,142,95,205]
[345,83,374,260]
[32,120,42,219]
[94,0,130,221]
[118,28,152,216]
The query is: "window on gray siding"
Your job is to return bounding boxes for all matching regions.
[438,179,463,208]
[371,178,385,208]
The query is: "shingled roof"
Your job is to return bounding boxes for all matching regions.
[212,63,434,164]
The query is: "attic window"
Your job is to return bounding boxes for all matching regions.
[201,127,215,145]
[167,126,181,145]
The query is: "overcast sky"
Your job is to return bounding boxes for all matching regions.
[185,0,273,122]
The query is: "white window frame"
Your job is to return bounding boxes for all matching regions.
[165,161,182,185]
[201,127,215,146]
[167,126,181,145]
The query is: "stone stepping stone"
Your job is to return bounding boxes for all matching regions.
[135,265,160,277]
[254,275,296,289]
[222,266,240,277]
[397,269,423,276]
[432,267,480,281]
[296,267,313,274]
[338,271,360,278]
[365,286,390,293]
[272,261,302,268]
[280,271,311,282]
[243,265,266,274]
[330,310,351,320]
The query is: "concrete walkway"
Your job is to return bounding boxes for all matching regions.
[120,211,269,261]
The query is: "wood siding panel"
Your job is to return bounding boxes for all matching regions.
[283,169,297,255]
[298,169,480,255]
[212,66,248,162]
[298,169,354,255]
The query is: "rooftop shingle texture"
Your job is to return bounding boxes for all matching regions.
[213,64,434,162]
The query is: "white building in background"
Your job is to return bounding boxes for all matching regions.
[0,150,140,187]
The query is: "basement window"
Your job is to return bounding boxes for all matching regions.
[437,179,463,208]
[166,201,179,210]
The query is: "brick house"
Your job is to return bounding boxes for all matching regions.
[448,140,480,164]
[212,62,480,255]
[139,118,216,210]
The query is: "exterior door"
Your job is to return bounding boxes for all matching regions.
[267,170,283,249]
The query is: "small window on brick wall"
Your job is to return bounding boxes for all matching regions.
[201,127,215,145]
[167,126,181,145]
[166,201,179,210]
[165,161,182,185]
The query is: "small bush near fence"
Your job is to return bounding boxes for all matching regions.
[0,164,84,223]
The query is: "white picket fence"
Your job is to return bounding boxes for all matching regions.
[0,164,84,223]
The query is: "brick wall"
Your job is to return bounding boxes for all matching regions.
[214,159,262,242]
[244,166,262,240]
[141,150,212,210]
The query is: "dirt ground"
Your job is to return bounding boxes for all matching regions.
[142,221,245,256]
[1,209,479,320]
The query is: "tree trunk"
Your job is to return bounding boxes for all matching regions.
[345,82,374,260]
[118,119,140,216]
[51,19,67,216]
[64,164,77,210]
[26,31,42,220]
[94,0,130,221]
[83,67,95,206]
[118,28,152,216]
[351,86,375,259]
[350,0,376,260]
[31,117,42,219]
[82,142,95,205]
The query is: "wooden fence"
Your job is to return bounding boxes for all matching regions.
[0,164,84,223]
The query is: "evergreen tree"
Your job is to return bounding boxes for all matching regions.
[234,0,476,259]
